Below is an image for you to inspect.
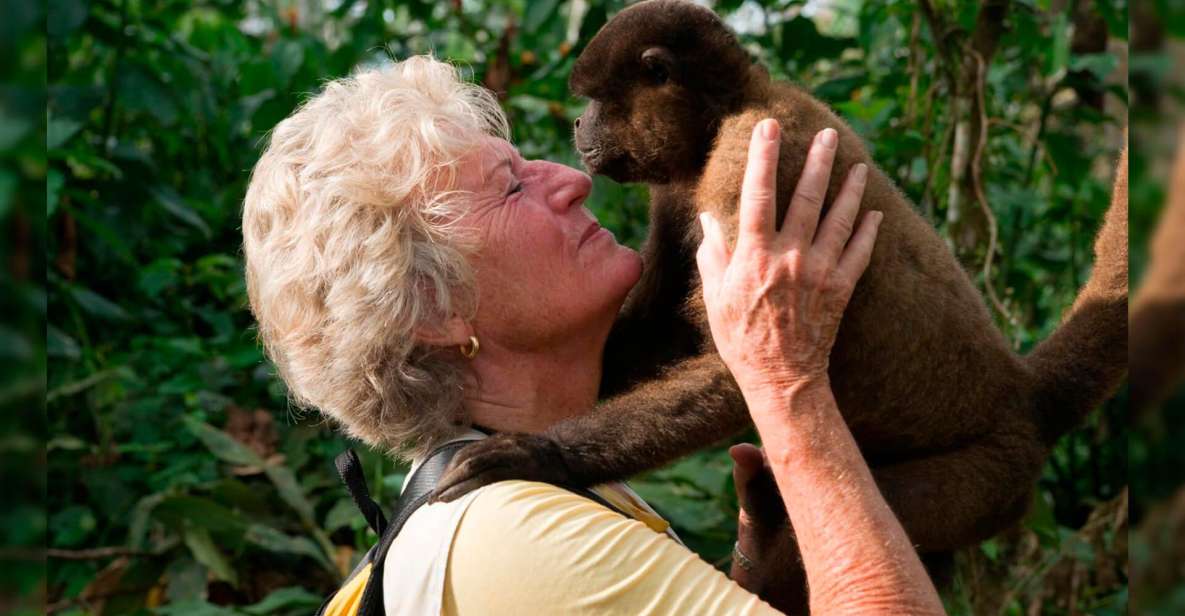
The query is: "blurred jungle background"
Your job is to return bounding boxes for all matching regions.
[42,0,1138,614]
[1128,0,1185,614]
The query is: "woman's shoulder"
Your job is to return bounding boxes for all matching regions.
[446,481,776,615]
[455,479,682,573]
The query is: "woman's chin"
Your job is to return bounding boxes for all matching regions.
[613,246,644,289]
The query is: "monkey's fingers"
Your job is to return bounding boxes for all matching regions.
[737,118,781,249]
[780,127,838,249]
[696,212,728,296]
[730,443,764,500]
[835,210,883,291]
[813,163,868,266]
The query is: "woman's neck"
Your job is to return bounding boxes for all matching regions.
[463,332,606,434]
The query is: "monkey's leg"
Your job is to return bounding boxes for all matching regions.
[432,352,750,501]
[869,429,1045,553]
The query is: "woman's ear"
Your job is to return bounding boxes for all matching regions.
[414,314,472,348]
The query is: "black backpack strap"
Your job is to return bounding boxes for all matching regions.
[334,449,388,536]
[318,439,621,616]
[354,439,476,616]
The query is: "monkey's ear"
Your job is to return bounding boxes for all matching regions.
[641,46,676,85]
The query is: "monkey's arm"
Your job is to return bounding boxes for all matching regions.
[599,189,703,397]
[1132,132,1185,414]
[431,352,750,501]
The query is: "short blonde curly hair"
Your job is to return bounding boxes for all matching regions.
[242,56,509,459]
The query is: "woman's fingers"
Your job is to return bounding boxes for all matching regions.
[835,210,883,290]
[780,128,838,248]
[737,119,782,249]
[814,163,868,265]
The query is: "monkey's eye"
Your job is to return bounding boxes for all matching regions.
[641,46,674,86]
[648,64,669,85]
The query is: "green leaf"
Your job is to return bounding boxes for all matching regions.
[66,284,131,321]
[980,538,999,562]
[62,200,136,263]
[0,170,15,219]
[1069,53,1119,81]
[50,505,96,547]
[163,557,209,604]
[47,168,64,217]
[47,113,84,149]
[138,258,183,297]
[524,0,561,33]
[244,524,335,574]
[182,416,265,467]
[1045,13,1070,79]
[242,586,323,615]
[0,108,31,151]
[47,0,89,40]
[150,186,213,239]
[0,324,33,360]
[183,526,238,586]
[47,434,88,451]
[155,600,244,616]
[271,39,306,84]
[324,497,361,534]
[127,492,170,549]
[63,148,123,180]
[263,463,316,525]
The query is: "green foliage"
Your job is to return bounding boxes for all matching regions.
[47,0,1126,613]
[2,0,49,613]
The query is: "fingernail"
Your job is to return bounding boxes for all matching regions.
[761,119,779,141]
[853,163,867,182]
[874,211,884,225]
[820,128,837,148]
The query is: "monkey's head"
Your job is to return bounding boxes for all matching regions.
[569,0,759,184]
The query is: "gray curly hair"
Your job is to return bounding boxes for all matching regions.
[242,56,509,459]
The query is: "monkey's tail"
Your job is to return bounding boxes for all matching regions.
[1024,147,1128,445]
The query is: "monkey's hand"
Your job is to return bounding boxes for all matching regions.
[430,433,573,503]
[730,443,807,614]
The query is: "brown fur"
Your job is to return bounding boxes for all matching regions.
[1132,128,1185,414]
[435,1,1128,608]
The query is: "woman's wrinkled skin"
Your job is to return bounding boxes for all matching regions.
[418,136,642,434]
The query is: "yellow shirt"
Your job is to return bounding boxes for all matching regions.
[442,480,779,615]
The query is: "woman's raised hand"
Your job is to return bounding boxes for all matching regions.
[696,120,881,399]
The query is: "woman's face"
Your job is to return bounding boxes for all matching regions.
[456,137,642,350]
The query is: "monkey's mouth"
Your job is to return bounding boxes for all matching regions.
[578,146,606,169]
[578,146,632,182]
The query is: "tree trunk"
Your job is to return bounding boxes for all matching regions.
[920,0,1010,267]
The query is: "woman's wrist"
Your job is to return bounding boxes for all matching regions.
[737,371,833,420]
[729,362,834,402]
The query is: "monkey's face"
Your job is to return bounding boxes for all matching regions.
[572,54,714,184]
[569,0,752,184]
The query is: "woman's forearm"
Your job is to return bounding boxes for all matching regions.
[743,376,944,616]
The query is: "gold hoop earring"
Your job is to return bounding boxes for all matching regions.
[459,335,480,359]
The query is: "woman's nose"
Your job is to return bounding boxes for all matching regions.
[545,164,593,212]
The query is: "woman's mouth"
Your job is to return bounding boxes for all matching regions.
[579,221,605,247]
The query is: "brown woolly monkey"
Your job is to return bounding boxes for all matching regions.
[1131,127,1185,415]
[433,0,1128,604]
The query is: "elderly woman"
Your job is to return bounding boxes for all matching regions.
[242,56,941,615]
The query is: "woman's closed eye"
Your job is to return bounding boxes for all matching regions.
[508,182,523,196]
